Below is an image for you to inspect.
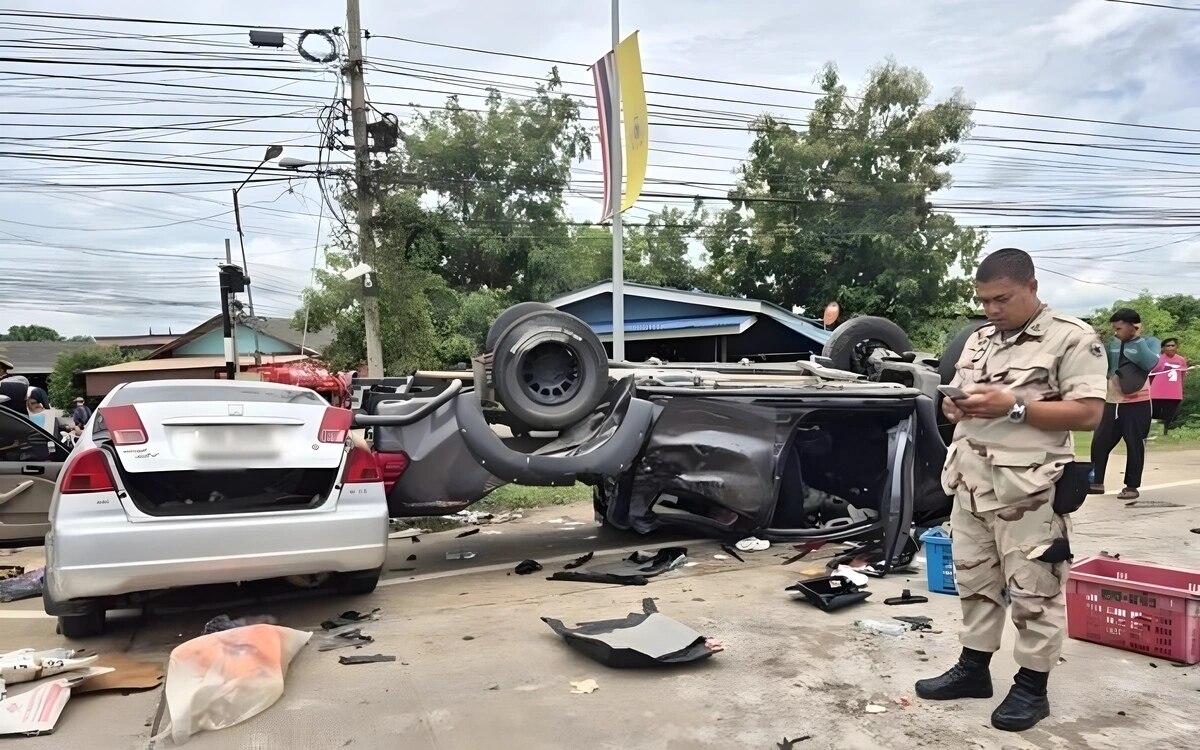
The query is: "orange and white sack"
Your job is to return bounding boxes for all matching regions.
[162,623,311,744]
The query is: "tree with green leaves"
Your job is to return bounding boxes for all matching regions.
[300,72,591,372]
[48,346,138,410]
[1,324,62,342]
[705,60,985,332]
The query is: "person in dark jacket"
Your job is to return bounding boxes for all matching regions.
[71,397,92,433]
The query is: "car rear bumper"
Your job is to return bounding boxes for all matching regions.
[43,501,388,608]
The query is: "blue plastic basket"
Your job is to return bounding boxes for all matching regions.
[920,528,958,595]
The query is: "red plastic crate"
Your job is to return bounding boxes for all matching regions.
[1066,556,1200,664]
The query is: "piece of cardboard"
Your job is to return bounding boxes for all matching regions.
[73,654,163,694]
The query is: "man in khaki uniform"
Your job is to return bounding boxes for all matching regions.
[916,248,1106,732]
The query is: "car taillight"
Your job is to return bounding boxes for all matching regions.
[376,451,410,493]
[343,446,382,484]
[99,404,147,446]
[61,448,116,494]
[319,407,353,444]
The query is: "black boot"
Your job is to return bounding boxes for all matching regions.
[915,648,994,700]
[991,668,1050,732]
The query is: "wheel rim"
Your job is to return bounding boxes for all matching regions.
[850,338,891,373]
[519,342,580,405]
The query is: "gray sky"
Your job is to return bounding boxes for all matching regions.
[2,0,1199,337]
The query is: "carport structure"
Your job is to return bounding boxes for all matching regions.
[549,281,831,363]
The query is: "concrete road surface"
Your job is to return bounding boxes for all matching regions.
[2,452,1198,749]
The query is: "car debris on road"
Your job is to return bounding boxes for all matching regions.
[786,576,871,612]
[202,614,278,635]
[569,679,599,694]
[0,567,44,603]
[338,654,396,665]
[542,598,723,669]
[0,668,115,736]
[515,559,543,575]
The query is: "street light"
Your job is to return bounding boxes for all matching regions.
[231,145,282,369]
[279,156,318,170]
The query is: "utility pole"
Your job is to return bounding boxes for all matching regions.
[609,0,625,362]
[218,240,249,382]
[224,239,239,379]
[346,0,384,377]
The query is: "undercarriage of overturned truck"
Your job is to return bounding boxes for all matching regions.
[351,305,987,575]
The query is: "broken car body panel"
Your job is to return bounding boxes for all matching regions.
[367,356,952,574]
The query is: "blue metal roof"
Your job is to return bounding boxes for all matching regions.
[588,313,754,336]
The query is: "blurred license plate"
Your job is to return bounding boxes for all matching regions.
[191,427,280,459]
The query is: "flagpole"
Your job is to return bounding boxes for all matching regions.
[609,0,625,363]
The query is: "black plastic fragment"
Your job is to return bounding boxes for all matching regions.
[321,609,381,630]
[548,571,649,586]
[457,528,481,538]
[884,589,929,606]
[720,544,745,563]
[894,615,933,632]
[786,576,870,612]
[515,559,543,575]
[564,551,595,570]
[541,598,716,668]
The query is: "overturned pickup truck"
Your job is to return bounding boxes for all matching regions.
[354,303,985,573]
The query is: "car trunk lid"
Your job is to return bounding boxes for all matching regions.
[107,402,346,473]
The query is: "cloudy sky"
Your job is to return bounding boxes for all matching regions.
[2,0,1199,337]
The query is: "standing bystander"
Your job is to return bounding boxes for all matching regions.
[1149,338,1187,436]
[1089,309,1160,500]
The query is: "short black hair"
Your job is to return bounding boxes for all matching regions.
[1110,308,1141,325]
[976,248,1035,283]
[1163,337,1179,347]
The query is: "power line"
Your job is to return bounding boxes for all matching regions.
[372,33,1200,136]
[0,9,307,31]
[1102,0,1200,10]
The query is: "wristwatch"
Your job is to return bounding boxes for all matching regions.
[1007,396,1027,424]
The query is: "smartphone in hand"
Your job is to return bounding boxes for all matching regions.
[937,385,968,400]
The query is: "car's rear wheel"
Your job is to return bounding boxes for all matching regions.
[822,315,913,375]
[485,302,556,352]
[58,609,105,639]
[336,568,381,596]
[491,310,609,430]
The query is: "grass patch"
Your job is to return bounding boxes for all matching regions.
[1073,424,1200,457]
[475,483,592,512]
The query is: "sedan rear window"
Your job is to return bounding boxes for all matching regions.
[109,385,326,406]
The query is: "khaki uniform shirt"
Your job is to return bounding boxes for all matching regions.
[941,306,1108,513]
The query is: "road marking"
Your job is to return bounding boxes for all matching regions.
[1097,478,1200,495]
[0,609,53,620]
[378,538,713,587]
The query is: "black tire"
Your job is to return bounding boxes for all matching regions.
[484,302,556,352]
[337,568,381,596]
[58,610,105,639]
[492,310,609,431]
[938,318,990,385]
[822,316,913,374]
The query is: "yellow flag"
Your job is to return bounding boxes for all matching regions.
[614,31,647,213]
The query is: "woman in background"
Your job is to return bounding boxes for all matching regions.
[1150,338,1188,435]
